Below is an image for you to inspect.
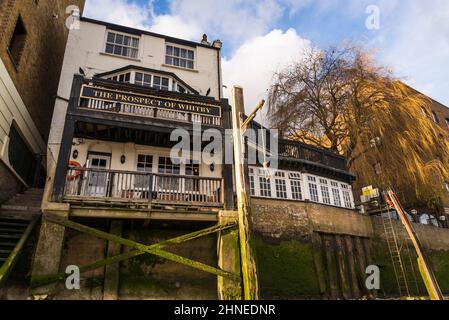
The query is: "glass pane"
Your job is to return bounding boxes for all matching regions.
[181,49,187,58]
[105,44,113,54]
[122,47,129,57]
[180,59,186,68]
[173,58,180,66]
[174,47,180,57]
[187,60,194,69]
[114,45,122,55]
[115,34,123,44]
[153,76,160,85]
[165,56,173,65]
[107,32,115,43]
[162,78,169,86]
[132,38,139,48]
[135,72,142,82]
[130,49,138,58]
[166,46,173,55]
[144,74,151,83]
[188,50,194,60]
[125,73,130,82]
[123,36,130,46]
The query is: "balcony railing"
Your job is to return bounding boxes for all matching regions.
[63,167,223,206]
[77,79,222,126]
[279,140,347,171]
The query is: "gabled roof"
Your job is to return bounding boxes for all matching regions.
[94,65,199,95]
[80,17,220,51]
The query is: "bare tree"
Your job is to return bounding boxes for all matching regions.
[268,46,449,209]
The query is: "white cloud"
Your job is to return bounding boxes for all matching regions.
[84,0,152,30]
[222,29,311,112]
[148,14,202,40]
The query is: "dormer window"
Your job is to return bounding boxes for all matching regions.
[107,72,131,83]
[105,31,139,59]
[165,45,195,69]
[135,72,169,90]
[97,67,197,95]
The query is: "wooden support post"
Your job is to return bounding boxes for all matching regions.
[344,236,362,299]
[310,232,328,299]
[217,211,242,300]
[30,206,69,297]
[335,235,352,300]
[52,74,84,202]
[103,220,123,300]
[231,87,259,300]
[323,234,339,299]
[221,99,235,210]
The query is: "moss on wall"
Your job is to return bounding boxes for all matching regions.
[252,236,320,299]
[427,250,449,294]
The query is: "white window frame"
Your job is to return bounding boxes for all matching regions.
[248,166,355,209]
[105,30,140,59]
[165,44,195,70]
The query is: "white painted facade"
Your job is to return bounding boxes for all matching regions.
[0,58,46,185]
[48,18,222,169]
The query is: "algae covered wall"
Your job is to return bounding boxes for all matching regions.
[250,198,449,299]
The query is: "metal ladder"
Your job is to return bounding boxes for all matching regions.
[380,208,409,296]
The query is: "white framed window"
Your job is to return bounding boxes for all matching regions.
[105,31,139,59]
[134,72,170,90]
[247,166,354,209]
[308,176,319,202]
[249,175,256,196]
[259,177,271,197]
[331,181,342,207]
[134,72,152,87]
[290,180,302,200]
[275,178,287,199]
[158,156,180,175]
[341,184,353,208]
[165,45,195,69]
[320,179,331,205]
[107,72,131,83]
[135,154,153,188]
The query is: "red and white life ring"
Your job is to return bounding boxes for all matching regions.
[67,160,82,181]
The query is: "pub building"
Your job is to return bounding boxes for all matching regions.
[31,17,355,298]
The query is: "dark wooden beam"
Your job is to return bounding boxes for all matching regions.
[52,75,84,202]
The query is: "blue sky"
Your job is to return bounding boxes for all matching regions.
[84,0,449,109]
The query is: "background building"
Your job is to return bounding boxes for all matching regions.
[0,0,85,202]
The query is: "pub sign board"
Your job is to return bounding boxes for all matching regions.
[80,84,221,117]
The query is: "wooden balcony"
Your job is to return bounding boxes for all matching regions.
[74,77,222,128]
[63,167,223,208]
[279,139,348,172]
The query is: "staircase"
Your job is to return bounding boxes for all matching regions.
[0,188,42,285]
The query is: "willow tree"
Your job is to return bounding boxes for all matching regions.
[268,46,449,210]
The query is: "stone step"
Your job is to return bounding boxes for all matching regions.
[11,194,43,200]
[4,201,42,207]
[0,210,41,221]
[0,204,41,211]
[0,227,25,234]
[0,234,21,240]
[0,249,11,254]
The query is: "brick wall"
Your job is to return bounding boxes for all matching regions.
[0,0,85,141]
